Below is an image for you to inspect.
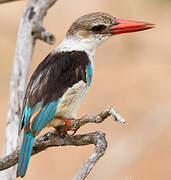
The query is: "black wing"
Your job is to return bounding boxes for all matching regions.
[20,50,90,131]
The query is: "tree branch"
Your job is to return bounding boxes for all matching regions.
[0,132,107,172]
[0,0,22,4]
[72,132,107,180]
[69,107,126,133]
[0,0,58,179]
[0,107,125,179]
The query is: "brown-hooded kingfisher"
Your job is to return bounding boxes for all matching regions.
[16,12,154,177]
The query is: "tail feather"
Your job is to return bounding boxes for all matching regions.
[17,132,34,178]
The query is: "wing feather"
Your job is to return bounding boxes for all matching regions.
[20,50,91,135]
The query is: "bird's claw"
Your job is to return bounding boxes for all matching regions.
[54,117,75,138]
[71,130,77,135]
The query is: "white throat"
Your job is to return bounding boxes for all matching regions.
[54,37,97,63]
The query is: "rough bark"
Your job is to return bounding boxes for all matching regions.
[72,132,108,180]
[0,0,57,179]
[0,132,107,172]
[0,107,125,179]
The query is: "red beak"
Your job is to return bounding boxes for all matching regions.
[109,19,155,35]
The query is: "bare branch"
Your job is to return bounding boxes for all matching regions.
[73,132,107,180]
[69,107,126,133]
[0,131,107,172]
[0,0,22,4]
[1,0,58,179]
[31,26,56,45]
[0,108,125,179]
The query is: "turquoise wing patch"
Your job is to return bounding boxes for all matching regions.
[19,100,43,131]
[19,100,31,131]
[31,99,61,136]
[86,62,93,86]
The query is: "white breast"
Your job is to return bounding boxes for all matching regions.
[47,37,96,127]
[47,81,89,127]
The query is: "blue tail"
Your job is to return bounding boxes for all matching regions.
[16,131,34,178]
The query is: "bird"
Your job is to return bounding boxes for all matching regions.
[16,12,154,177]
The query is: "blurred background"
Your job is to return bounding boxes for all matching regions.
[0,0,171,179]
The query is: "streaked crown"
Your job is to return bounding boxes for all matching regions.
[66,12,116,38]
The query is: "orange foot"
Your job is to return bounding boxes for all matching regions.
[54,116,74,137]
[54,126,62,137]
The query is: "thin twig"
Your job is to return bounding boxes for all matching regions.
[69,106,126,133]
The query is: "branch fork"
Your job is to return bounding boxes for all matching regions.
[0,107,125,180]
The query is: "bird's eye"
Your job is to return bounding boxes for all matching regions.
[91,25,106,32]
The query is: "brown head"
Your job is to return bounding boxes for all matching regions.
[56,12,154,56]
[67,12,116,38]
[65,12,154,48]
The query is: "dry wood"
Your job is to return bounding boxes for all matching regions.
[0,0,57,179]
[0,107,125,179]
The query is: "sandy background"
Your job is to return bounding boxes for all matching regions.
[0,0,171,179]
